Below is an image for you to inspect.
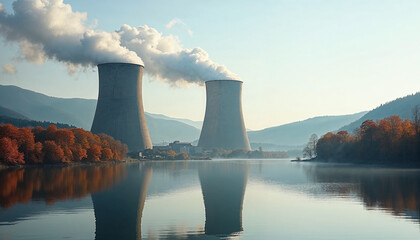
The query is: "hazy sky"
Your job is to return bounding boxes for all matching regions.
[1,0,420,130]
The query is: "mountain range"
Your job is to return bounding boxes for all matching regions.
[146,112,203,130]
[247,112,367,147]
[339,92,420,132]
[1,84,419,149]
[0,85,96,129]
[0,85,200,143]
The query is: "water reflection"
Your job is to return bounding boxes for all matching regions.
[92,163,152,240]
[1,161,420,239]
[304,165,420,222]
[199,162,248,236]
[0,164,126,209]
[91,162,248,239]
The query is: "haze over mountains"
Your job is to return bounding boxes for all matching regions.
[247,112,367,147]
[340,92,420,132]
[0,85,96,129]
[0,85,200,144]
[1,85,419,149]
[145,114,200,144]
[0,105,28,120]
[146,112,203,130]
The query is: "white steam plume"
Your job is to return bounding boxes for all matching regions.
[2,63,17,74]
[166,18,193,36]
[0,0,143,68]
[0,0,239,84]
[118,25,239,85]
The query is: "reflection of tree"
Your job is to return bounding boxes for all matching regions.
[306,166,420,221]
[199,162,249,236]
[0,164,126,208]
[92,163,152,240]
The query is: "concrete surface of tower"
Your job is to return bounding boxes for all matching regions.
[91,63,152,152]
[198,80,251,151]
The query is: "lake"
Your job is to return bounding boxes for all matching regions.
[1,159,420,239]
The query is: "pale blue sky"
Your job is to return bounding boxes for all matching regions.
[1,0,420,130]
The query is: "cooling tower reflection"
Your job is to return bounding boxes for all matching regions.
[92,163,152,240]
[199,162,249,236]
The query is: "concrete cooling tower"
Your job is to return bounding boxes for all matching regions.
[198,80,251,151]
[91,63,152,152]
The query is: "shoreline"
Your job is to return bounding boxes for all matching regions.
[0,158,140,169]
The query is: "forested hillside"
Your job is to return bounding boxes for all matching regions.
[341,92,420,132]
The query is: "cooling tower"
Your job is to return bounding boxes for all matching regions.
[198,80,251,151]
[91,63,152,151]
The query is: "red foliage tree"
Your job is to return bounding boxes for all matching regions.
[0,124,20,139]
[55,129,75,147]
[70,144,87,161]
[32,126,46,142]
[0,137,24,165]
[45,125,58,141]
[317,115,419,163]
[43,141,65,163]
[17,128,36,160]
[28,142,44,164]
[0,124,127,165]
[101,148,114,161]
[87,144,102,162]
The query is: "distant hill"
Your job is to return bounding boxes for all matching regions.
[145,115,200,144]
[0,85,96,129]
[0,116,75,129]
[13,84,419,148]
[146,112,202,129]
[0,105,29,120]
[247,111,367,146]
[340,92,420,132]
[250,142,303,151]
[0,85,200,143]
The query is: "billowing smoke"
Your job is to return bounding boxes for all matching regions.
[118,25,239,84]
[2,63,17,74]
[0,0,141,68]
[0,0,239,84]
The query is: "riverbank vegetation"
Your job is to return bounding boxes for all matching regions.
[141,149,190,160]
[140,148,288,161]
[315,115,420,164]
[0,124,127,165]
[209,148,288,159]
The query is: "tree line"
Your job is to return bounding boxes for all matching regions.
[0,124,128,165]
[209,148,288,159]
[142,149,190,160]
[315,113,420,164]
[0,115,75,129]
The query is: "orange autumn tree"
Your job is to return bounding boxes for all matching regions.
[0,124,127,165]
[0,137,24,165]
[316,115,419,163]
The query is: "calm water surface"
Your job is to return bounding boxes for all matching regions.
[1,159,420,239]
